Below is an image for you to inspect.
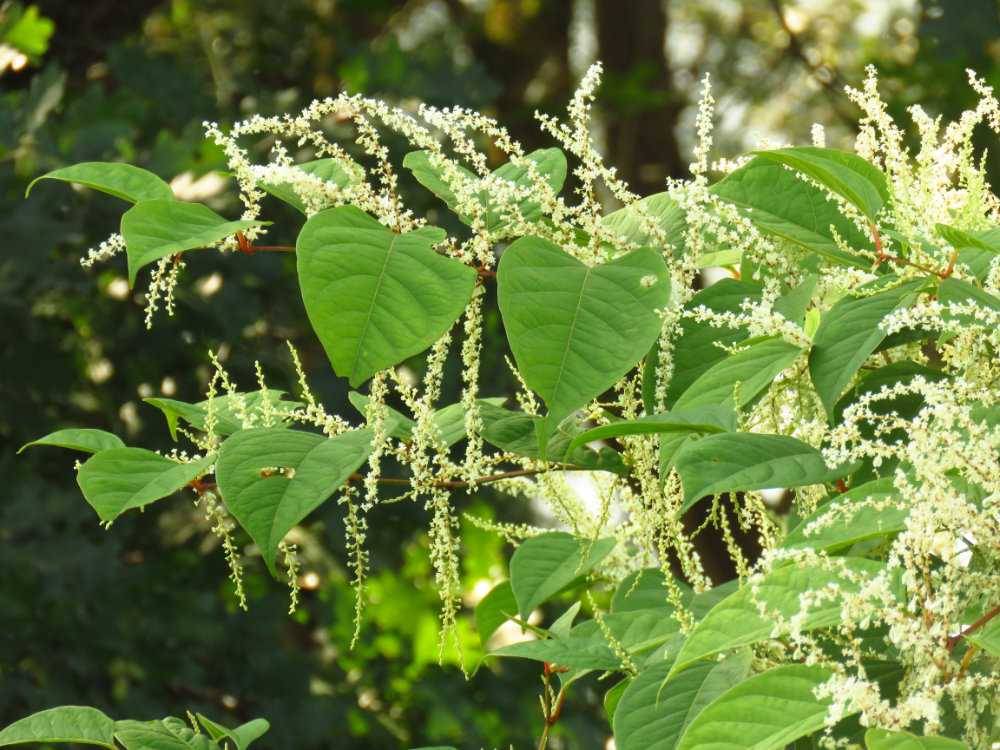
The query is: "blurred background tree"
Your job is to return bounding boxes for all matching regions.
[2,1,999,748]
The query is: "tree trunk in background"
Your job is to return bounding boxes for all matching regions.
[595,0,685,193]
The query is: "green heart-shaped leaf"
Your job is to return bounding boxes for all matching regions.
[497,237,669,456]
[296,205,477,387]
[27,162,175,203]
[76,450,215,522]
[120,199,269,285]
[215,427,374,575]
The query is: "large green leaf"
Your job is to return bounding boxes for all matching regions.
[120,200,268,285]
[0,706,116,748]
[497,236,669,456]
[296,205,476,387]
[26,162,174,203]
[675,664,838,750]
[564,406,735,458]
[195,716,269,750]
[672,337,804,412]
[215,427,374,575]
[76,450,215,522]
[711,158,873,268]
[809,280,925,419]
[614,650,751,750]
[864,729,971,750]
[671,557,888,674]
[403,148,566,233]
[673,433,852,511]
[780,478,907,554]
[749,146,889,220]
[509,532,616,618]
[145,390,303,440]
[259,158,361,214]
[114,719,217,750]
[570,610,682,656]
[18,428,125,454]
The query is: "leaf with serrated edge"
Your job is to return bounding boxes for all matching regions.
[296,205,476,387]
[673,433,853,511]
[77,450,214,522]
[614,650,751,750]
[509,532,616,618]
[121,199,268,285]
[215,427,373,576]
[671,558,887,675]
[26,162,174,202]
[676,664,839,750]
[498,236,669,457]
[0,706,116,748]
[19,428,125,454]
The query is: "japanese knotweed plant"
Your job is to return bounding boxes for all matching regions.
[9,63,1000,749]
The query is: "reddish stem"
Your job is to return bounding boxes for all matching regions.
[947,604,1000,656]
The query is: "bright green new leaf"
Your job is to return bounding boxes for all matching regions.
[215,427,374,575]
[18,428,125,454]
[711,159,873,268]
[77,450,215,522]
[491,637,623,671]
[120,199,269,285]
[673,432,852,511]
[145,390,303,440]
[195,715,269,750]
[675,664,838,750]
[809,280,924,419]
[864,729,971,750]
[497,236,669,456]
[296,205,476,387]
[750,146,889,220]
[114,719,218,750]
[474,580,518,648]
[672,337,804,412]
[0,706,117,749]
[614,650,751,750]
[564,406,735,458]
[403,148,566,233]
[259,158,361,213]
[509,532,616,618]
[780,478,906,554]
[671,557,888,674]
[26,162,174,203]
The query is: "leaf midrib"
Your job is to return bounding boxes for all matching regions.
[350,230,398,379]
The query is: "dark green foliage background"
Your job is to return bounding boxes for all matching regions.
[2,1,999,747]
